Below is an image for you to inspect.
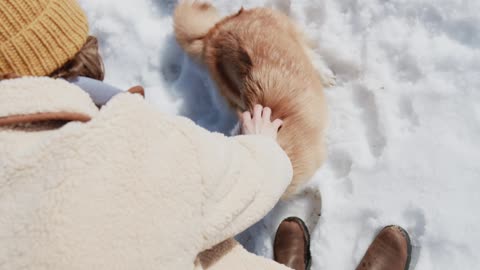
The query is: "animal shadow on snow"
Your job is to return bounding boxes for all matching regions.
[154,0,177,17]
[159,33,237,134]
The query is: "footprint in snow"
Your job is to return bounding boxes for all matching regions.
[268,0,292,15]
[160,34,184,84]
[353,85,387,158]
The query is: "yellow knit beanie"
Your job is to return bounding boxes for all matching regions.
[0,0,89,76]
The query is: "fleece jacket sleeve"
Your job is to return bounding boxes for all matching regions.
[184,120,293,251]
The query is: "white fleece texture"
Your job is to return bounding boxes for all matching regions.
[195,239,292,270]
[0,77,98,119]
[0,77,293,270]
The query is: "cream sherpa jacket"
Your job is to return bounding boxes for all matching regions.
[0,77,293,270]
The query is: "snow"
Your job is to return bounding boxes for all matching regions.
[79,0,480,269]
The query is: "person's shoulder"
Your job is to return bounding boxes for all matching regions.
[92,93,200,138]
[96,93,167,126]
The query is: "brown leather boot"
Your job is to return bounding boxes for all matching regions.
[274,217,311,270]
[356,225,412,270]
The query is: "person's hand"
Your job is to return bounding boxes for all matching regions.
[240,104,283,140]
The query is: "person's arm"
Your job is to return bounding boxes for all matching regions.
[105,93,291,252]
[188,105,293,250]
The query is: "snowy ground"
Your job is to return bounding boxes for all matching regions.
[79,0,480,269]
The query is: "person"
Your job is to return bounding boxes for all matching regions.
[0,1,411,269]
[0,2,292,269]
[0,74,290,270]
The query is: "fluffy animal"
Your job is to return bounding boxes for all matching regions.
[174,1,328,197]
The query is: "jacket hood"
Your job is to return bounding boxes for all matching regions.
[0,77,98,126]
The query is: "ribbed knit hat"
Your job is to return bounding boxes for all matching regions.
[0,0,89,76]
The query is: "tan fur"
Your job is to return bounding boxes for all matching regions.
[174,2,328,197]
[174,1,222,61]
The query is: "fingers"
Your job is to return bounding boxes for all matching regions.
[240,104,283,136]
[253,104,263,121]
[251,104,272,121]
[262,107,271,121]
[272,119,283,130]
[241,111,253,130]
[241,111,252,124]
